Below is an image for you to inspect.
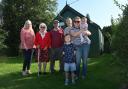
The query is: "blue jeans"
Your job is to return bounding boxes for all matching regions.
[22,49,33,71]
[64,63,76,72]
[76,43,90,77]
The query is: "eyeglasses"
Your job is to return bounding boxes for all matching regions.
[74,21,80,23]
[40,26,45,29]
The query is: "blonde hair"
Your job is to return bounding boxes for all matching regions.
[81,17,87,21]
[24,20,32,27]
[66,17,72,22]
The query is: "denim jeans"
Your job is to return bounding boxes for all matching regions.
[76,43,90,77]
[22,49,33,71]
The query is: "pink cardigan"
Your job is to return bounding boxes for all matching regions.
[20,28,35,49]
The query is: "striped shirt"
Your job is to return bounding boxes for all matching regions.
[64,27,73,35]
[70,27,91,46]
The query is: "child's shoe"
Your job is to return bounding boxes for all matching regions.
[72,79,75,84]
[64,79,69,86]
[22,71,27,76]
[75,76,79,80]
[82,76,85,79]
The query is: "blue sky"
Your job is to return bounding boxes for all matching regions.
[57,0,127,28]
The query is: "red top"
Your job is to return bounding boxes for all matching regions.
[50,28,64,48]
[34,32,51,49]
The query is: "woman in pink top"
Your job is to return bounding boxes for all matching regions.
[20,20,35,76]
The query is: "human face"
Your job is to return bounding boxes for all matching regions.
[66,19,72,27]
[81,18,87,23]
[25,23,32,29]
[53,21,59,28]
[74,18,81,28]
[65,35,71,43]
[40,25,46,32]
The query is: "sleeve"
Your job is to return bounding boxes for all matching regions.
[61,29,64,44]
[34,32,39,48]
[73,44,76,51]
[32,29,35,42]
[47,32,51,48]
[64,28,68,35]
[62,45,65,55]
[20,29,27,49]
[70,29,74,36]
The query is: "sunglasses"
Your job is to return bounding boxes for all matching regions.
[40,26,46,29]
[74,21,80,23]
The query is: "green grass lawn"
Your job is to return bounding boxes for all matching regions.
[0,54,122,89]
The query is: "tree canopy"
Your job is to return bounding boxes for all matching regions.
[2,0,57,56]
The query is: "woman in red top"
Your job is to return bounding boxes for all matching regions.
[34,23,51,74]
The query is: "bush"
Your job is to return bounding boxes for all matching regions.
[111,3,128,85]
[102,26,112,53]
[0,26,7,55]
[112,9,128,62]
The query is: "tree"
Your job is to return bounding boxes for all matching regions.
[112,0,128,61]
[2,0,57,56]
[0,27,7,51]
[112,0,128,88]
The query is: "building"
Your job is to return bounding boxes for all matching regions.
[49,4,104,57]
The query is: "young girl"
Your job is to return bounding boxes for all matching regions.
[34,23,51,74]
[62,34,76,85]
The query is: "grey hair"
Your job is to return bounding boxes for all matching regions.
[39,23,47,30]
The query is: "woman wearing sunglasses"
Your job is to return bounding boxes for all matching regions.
[34,23,51,75]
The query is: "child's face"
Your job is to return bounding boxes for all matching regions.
[81,18,87,23]
[65,35,71,43]
[66,19,72,27]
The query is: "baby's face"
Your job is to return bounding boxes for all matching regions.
[81,18,87,23]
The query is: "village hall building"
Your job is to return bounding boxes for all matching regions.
[49,4,104,57]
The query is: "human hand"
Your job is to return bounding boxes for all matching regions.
[62,52,65,55]
[43,47,47,50]
[82,31,88,35]
[82,30,91,36]
[80,29,85,33]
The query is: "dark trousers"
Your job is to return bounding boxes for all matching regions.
[22,49,33,71]
[49,47,63,73]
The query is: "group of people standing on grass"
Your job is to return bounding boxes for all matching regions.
[20,16,91,85]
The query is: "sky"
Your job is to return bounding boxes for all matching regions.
[57,0,127,28]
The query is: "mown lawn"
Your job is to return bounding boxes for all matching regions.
[0,54,122,89]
